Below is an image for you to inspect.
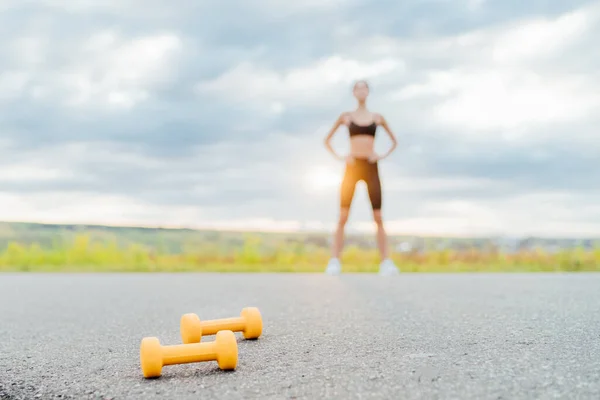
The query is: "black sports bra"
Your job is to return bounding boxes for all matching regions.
[348,121,377,137]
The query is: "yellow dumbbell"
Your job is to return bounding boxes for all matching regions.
[180,307,263,344]
[140,330,237,378]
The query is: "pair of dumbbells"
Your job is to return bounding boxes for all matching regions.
[140,307,263,378]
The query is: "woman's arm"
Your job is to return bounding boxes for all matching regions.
[324,112,348,161]
[373,113,397,160]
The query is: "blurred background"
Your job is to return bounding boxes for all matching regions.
[0,0,599,272]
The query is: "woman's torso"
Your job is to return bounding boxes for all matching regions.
[343,111,377,158]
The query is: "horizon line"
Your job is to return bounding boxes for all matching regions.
[1,220,598,241]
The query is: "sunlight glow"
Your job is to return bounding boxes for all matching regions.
[305,165,340,192]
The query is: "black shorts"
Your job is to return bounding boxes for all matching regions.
[340,158,381,210]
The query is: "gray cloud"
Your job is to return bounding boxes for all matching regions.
[0,0,599,234]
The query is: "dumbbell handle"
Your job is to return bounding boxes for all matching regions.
[200,317,246,335]
[201,317,246,336]
[161,342,217,366]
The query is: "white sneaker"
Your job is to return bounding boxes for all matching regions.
[378,259,400,276]
[325,258,342,275]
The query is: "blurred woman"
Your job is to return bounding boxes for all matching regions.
[323,80,400,276]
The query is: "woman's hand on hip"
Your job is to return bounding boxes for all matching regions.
[368,153,381,163]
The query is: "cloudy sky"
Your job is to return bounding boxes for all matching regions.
[1,0,599,237]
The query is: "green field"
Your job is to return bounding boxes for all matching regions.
[0,222,598,272]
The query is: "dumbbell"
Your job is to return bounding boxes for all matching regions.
[140,330,237,378]
[180,307,263,344]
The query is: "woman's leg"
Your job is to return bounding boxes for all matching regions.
[332,208,350,258]
[367,163,398,274]
[373,210,389,260]
[326,165,356,274]
[333,167,356,258]
[366,163,388,260]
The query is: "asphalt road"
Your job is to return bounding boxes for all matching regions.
[1,273,599,399]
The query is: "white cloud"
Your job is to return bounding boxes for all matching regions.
[8,36,48,68]
[428,68,600,133]
[0,71,30,100]
[352,191,600,237]
[16,0,344,16]
[196,55,404,108]
[491,9,591,63]
[195,219,304,232]
[270,102,285,114]
[1,30,182,109]
[258,0,356,15]
[0,164,73,182]
[466,0,485,11]
[0,0,150,13]
[63,31,183,109]
[0,192,195,227]
[367,4,600,140]
[0,191,307,232]
[2,141,167,172]
[385,176,503,193]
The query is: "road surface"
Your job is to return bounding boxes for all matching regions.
[1,273,599,399]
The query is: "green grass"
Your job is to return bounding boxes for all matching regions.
[0,231,598,273]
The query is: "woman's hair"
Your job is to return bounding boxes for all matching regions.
[353,80,369,90]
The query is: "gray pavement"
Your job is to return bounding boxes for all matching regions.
[1,273,599,399]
